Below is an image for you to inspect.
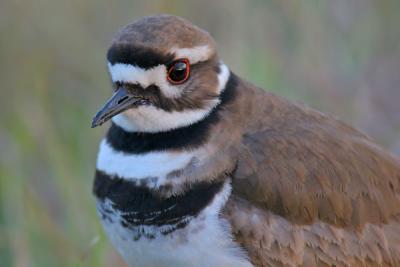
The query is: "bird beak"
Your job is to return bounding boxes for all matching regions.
[91,87,141,128]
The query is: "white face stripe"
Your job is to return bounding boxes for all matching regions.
[169,45,213,64]
[110,62,230,133]
[96,139,197,186]
[111,100,219,132]
[108,63,182,98]
[107,45,214,99]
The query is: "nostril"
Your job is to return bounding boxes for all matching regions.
[117,96,129,104]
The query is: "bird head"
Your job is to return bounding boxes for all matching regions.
[92,14,230,133]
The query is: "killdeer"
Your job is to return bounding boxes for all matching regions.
[92,14,400,267]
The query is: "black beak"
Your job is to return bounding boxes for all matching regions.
[91,87,142,128]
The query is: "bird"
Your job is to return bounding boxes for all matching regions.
[91,14,400,267]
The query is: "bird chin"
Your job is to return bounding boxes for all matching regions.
[111,112,139,132]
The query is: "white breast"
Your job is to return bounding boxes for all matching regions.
[98,181,253,267]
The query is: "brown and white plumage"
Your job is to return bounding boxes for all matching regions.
[222,80,400,266]
[92,14,400,267]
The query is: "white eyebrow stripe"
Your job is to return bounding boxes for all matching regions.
[170,45,213,64]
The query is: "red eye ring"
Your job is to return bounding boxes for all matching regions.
[167,58,190,84]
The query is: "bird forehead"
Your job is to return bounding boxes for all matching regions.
[113,14,216,50]
[107,44,174,69]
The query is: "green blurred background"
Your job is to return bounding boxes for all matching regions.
[1,0,399,266]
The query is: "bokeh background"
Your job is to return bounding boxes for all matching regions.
[1,0,399,266]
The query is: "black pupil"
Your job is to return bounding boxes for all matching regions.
[169,61,187,82]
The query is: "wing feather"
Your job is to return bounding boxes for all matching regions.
[224,85,400,266]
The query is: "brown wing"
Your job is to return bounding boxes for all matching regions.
[224,85,400,266]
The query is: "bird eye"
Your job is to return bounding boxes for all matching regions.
[167,59,190,84]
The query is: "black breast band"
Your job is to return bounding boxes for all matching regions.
[93,170,226,237]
